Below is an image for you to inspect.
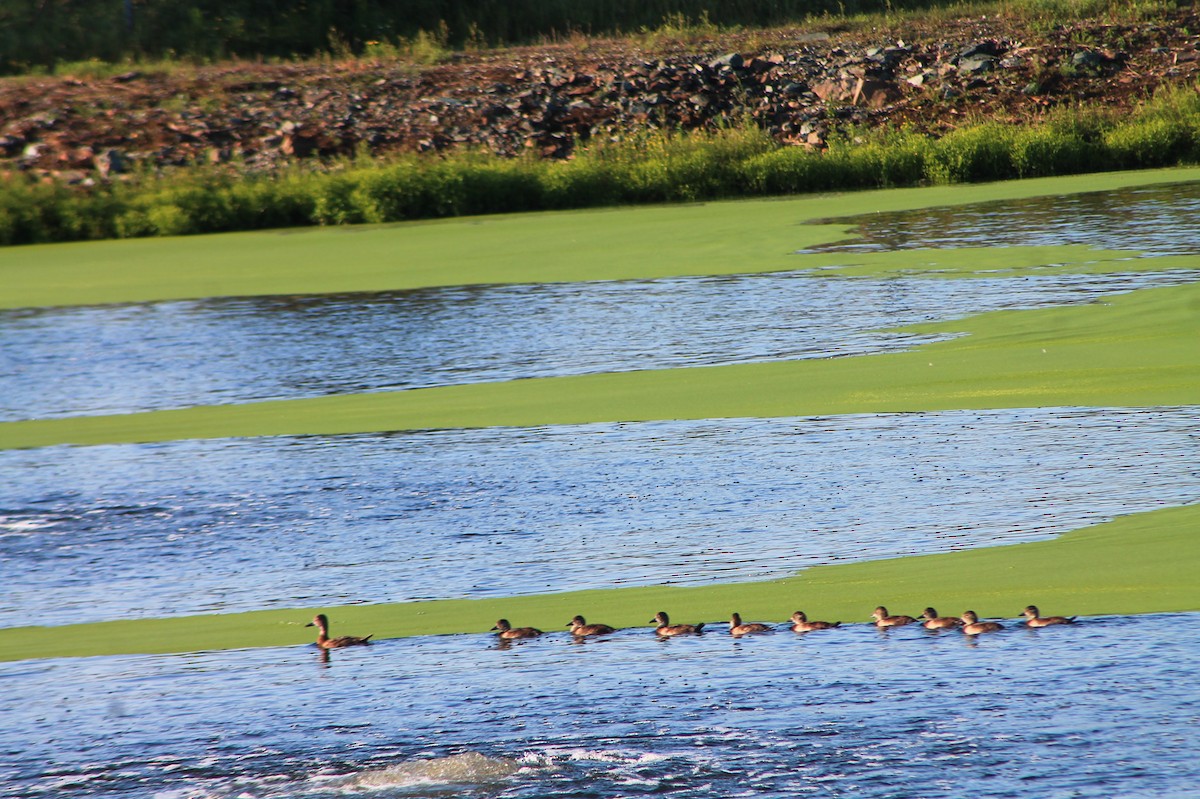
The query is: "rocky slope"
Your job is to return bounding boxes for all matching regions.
[3,10,1199,182]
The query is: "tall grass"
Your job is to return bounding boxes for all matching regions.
[3,0,1186,74]
[3,86,1200,246]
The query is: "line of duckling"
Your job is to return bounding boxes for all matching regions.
[306,605,1074,648]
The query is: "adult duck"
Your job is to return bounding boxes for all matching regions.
[872,606,918,628]
[567,615,616,637]
[961,610,1003,635]
[728,612,771,636]
[306,614,373,649]
[1021,605,1077,627]
[650,611,705,637]
[919,607,964,630]
[789,611,840,632]
[491,619,543,639]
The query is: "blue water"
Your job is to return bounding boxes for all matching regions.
[2,180,1200,798]
[2,405,1198,628]
[3,181,1200,423]
[2,613,1198,799]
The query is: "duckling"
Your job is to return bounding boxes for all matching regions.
[960,610,1003,635]
[567,615,616,637]
[919,607,964,630]
[649,611,705,637]
[491,619,543,639]
[305,614,373,649]
[728,612,771,636]
[789,611,840,632]
[872,606,918,628]
[1021,605,1076,627]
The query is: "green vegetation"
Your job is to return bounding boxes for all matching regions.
[9,166,1200,311]
[0,169,1196,660]
[3,246,1198,449]
[6,87,1200,247]
[2,501,1195,661]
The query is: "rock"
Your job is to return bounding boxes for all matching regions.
[1071,50,1113,74]
[958,41,1005,60]
[811,78,856,103]
[852,77,901,109]
[708,53,744,71]
[957,55,997,75]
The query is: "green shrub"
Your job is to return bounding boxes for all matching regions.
[1103,117,1194,168]
[1011,126,1097,177]
[926,123,1017,184]
[5,86,1200,246]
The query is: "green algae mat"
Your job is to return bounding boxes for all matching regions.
[2,503,1196,661]
[2,274,1197,449]
[3,166,1199,661]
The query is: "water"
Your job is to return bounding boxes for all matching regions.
[3,406,1199,627]
[3,181,1200,798]
[4,185,1200,423]
[810,180,1200,256]
[3,613,1198,799]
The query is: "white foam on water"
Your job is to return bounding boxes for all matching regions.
[318,752,519,793]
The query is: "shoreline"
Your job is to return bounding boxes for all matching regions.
[2,502,1196,661]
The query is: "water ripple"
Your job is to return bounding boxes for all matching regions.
[2,406,1197,627]
[1,613,1197,799]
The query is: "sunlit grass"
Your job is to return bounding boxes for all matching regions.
[4,84,1200,246]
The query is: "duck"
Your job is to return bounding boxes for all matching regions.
[305,614,373,649]
[1021,605,1077,627]
[789,611,840,632]
[567,615,616,637]
[728,612,772,636]
[491,619,543,639]
[872,606,918,628]
[919,607,964,630]
[650,611,705,637]
[960,610,1004,635]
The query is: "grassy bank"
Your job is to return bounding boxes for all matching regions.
[4,87,1200,247]
[2,502,1195,661]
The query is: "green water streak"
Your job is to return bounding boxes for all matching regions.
[2,503,1195,662]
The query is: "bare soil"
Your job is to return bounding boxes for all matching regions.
[3,10,1199,182]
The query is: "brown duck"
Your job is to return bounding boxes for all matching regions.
[728,612,772,636]
[650,611,705,637]
[919,607,964,630]
[789,611,840,632]
[961,610,1004,635]
[872,606,918,628]
[567,615,617,637]
[306,614,373,649]
[1021,605,1077,627]
[491,619,543,639]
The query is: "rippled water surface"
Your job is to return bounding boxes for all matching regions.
[3,406,1199,627]
[3,181,1200,799]
[3,613,1199,799]
[3,183,1199,422]
[812,180,1200,255]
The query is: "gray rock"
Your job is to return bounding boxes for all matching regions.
[708,53,744,71]
[957,55,997,75]
[94,148,127,176]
